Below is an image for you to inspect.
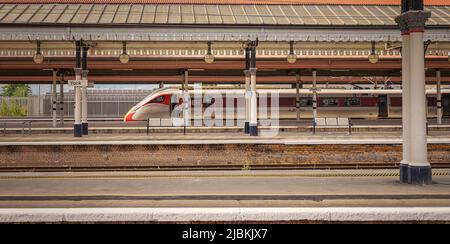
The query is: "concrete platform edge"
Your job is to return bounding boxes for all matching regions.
[1,138,450,146]
[1,207,450,223]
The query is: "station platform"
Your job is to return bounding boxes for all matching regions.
[0,118,449,135]
[0,169,450,223]
[1,132,450,171]
[1,131,450,145]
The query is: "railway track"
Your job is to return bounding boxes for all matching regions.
[1,163,450,172]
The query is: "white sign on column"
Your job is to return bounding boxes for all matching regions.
[68,80,88,87]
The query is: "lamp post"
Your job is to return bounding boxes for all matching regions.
[368,41,379,64]
[33,41,44,64]
[204,41,214,64]
[120,41,130,64]
[287,41,297,64]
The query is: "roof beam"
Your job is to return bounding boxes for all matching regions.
[1,75,450,85]
[1,59,449,70]
[1,26,450,42]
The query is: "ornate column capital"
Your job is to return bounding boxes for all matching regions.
[82,70,89,80]
[74,67,83,77]
[396,10,431,34]
[395,15,410,35]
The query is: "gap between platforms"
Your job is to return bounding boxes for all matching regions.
[1,137,450,146]
[0,169,449,180]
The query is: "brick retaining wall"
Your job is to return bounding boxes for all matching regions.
[0,144,449,169]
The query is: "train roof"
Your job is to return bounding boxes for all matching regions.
[161,88,450,95]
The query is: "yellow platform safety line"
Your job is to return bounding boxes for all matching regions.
[0,171,448,180]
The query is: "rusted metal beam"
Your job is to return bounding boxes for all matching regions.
[1,75,449,84]
[0,58,449,71]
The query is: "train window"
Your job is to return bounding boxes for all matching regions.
[345,97,361,106]
[300,98,312,107]
[150,95,165,103]
[203,97,215,108]
[322,98,339,107]
[443,97,450,107]
[204,96,214,104]
[191,99,202,107]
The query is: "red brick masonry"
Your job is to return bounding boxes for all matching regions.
[0,144,449,169]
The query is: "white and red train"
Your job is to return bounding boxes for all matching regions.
[124,87,450,121]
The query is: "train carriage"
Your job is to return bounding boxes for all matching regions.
[124,87,450,122]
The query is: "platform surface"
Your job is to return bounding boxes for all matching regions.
[1,131,450,145]
[0,169,449,208]
[1,118,449,128]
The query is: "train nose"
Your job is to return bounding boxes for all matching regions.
[124,111,135,122]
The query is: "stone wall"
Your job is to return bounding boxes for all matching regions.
[0,144,449,169]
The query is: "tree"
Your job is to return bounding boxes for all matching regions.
[0,84,30,116]
[1,84,31,97]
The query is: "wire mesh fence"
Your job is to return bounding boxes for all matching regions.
[0,90,151,118]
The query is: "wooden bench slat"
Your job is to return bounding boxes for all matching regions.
[338,117,349,126]
[326,118,338,126]
[316,118,326,126]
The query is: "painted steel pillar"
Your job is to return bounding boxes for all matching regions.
[249,68,257,136]
[73,41,82,137]
[437,69,442,125]
[183,70,189,127]
[52,70,57,128]
[396,8,431,185]
[409,23,431,184]
[59,73,64,125]
[312,70,318,121]
[81,45,89,135]
[74,76,82,137]
[296,72,301,121]
[244,70,251,134]
[249,45,258,136]
[400,32,411,183]
[244,46,251,134]
[81,71,88,135]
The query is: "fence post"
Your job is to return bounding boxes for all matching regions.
[348,119,352,135]
[312,120,316,135]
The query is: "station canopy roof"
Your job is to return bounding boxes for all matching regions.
[0,0,448,5]
[0,1,449,84]
[0,0,449,27]
[0,0,449,75]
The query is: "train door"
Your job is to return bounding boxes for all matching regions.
[443,94,450,118]
[170,94,182,117]
[378,95,389,118]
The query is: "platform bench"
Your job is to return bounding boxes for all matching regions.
[313,117,352,135]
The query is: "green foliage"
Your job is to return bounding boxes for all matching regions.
[0,99,28,117]
[0,84,31,116]
[0,84,30,116]
[1,84,31,97]
[0,100,8,116]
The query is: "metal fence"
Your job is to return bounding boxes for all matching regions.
[0,90,151,118]
[0,96,42,117]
